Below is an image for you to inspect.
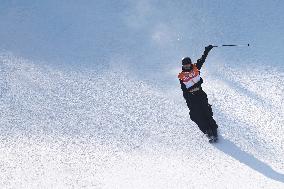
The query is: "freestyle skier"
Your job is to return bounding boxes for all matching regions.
[178,45,218,142]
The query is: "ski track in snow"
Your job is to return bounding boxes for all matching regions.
[0,54,284,188]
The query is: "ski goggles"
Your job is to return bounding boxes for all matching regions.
[182,64,192,69]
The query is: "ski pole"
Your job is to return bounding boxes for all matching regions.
[212,44,250,47]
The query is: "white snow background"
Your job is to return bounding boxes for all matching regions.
[0,1,284,188]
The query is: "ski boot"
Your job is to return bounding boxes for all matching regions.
[206,129,218,143]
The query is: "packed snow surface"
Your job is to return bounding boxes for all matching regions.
[0,54,283,188]
[1,1,284,188]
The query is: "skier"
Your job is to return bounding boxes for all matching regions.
[178,45,218,142]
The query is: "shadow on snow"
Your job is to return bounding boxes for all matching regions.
[215,136,284,183]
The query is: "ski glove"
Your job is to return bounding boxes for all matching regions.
[205,45,213,52]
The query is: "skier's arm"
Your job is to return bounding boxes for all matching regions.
[179,79,187,92]
[196,45,213,70]
[179,79,190,100]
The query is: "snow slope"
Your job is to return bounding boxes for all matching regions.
[1,1,284,188]
[0,53,283,188]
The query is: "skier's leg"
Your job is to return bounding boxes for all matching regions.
[188,91,218,139]
[208,117,218,136]
[205,105,218,137]
[189,112,209,134]
[198,92,219,137]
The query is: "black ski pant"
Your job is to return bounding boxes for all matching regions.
[184,90,218,135]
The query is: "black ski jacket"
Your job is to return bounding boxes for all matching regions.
[179,48,211,94]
